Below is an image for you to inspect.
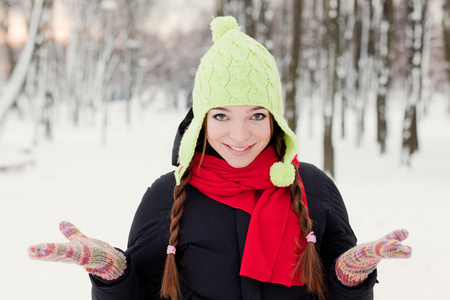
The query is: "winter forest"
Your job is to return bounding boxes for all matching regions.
[1,0,449,173]
[1,0,450,299]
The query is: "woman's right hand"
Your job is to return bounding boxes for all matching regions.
[28,221,127,281]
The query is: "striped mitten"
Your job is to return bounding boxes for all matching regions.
[28,221,126,281]
[335,229,412,287]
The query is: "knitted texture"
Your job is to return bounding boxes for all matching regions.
[28,221,126,281]
[175,16,298,187]
[335,229,412,287]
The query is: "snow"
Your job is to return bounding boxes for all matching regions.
[1,94,449,299]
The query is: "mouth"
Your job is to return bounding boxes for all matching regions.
[224,143,255,153]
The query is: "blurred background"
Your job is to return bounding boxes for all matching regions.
[1,0,449,299]
[1,0,448,171]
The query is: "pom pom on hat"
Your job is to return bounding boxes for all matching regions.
[211,16,240,42]
[270,162,296,187]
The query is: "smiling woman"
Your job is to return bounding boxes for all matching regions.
[28,16,411,300]
[205,105,272,168]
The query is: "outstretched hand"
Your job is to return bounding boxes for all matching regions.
[335,229,412,287]
[28,221,126,281]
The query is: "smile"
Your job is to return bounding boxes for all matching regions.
[226,144,252,152]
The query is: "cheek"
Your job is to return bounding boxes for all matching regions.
[255,121,272,142]
[206,123,224,144]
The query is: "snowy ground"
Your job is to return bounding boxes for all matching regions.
[1,94,449,299]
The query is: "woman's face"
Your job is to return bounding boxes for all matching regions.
[206,105,272,168]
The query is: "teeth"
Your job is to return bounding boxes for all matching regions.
[229,145,249,152]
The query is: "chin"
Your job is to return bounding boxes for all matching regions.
[225,157,255,168]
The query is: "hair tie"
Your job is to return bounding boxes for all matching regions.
[167,245,176,255]
[306,231,316,244]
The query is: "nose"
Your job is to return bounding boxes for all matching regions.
[229,120,250,142]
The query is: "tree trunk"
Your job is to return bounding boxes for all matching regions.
[284,0,302,132]
[307,0,321,138]
[0,0,44,134]
[323,0,340,177]
[352,0,362,114]
[376,0,394,154]
[37,0,55,141]
[355,0,372,146]
[278,0,290,84]
[257,0,273,51]
[402,105,419,162]
[339,9,354,139]
[216,0,225,16]
[444,1,450,97]
[217,0,245,23]
[402,0,427,165]
[125,1,141,125]
[243,0,255,37]
[0,1,18,77]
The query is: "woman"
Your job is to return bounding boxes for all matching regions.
[28,16,411,300]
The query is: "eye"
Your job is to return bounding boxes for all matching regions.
[213,113,228,121]
[252,113,266,121]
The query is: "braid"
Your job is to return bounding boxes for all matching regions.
[272,121,326,299]
[160,160,194,300]
[161,127,206,300]
[290,171,326,299]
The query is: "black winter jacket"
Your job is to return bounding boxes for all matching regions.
[90,111,377,300]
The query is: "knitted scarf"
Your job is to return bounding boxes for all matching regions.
[189,146,308,287]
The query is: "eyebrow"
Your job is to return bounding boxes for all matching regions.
[210,106,266,113]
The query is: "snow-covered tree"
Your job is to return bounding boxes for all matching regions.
[0,0,18,78]
[443,0,450,99]
[284,0,302,132]
[402,0,429,165]
[323,0,340,177]
[354,0,374,146]
[376,0,394,153]
[0,0,43,135]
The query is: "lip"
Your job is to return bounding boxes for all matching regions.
[224,143,255,156]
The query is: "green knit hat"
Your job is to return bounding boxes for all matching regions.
[175,16,298,187]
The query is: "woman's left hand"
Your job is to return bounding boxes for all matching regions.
[335,229,412,287]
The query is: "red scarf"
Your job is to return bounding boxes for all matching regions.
[189,146,308,287]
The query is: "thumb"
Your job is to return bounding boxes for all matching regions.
[59,221,87,241]
[382,229,409,242]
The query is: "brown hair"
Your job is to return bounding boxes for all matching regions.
[161,120,326,299]
[160,128,206,300]
[272,122,326,299]
[160,160,192,300]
